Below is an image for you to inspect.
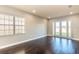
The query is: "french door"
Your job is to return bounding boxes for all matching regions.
[61,21,67,37]
[55,21,60,36]
[53,20,71,37]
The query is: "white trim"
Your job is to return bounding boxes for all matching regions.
[0,35,46,50]
[72,38,79,41]
[48,35,79,41]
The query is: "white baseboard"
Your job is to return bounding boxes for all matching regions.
[47,35,79,41]
[72,38,79,41]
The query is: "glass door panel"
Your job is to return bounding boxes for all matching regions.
[68,20,71,37]
[55,21,60,36]
[61,21,67,37]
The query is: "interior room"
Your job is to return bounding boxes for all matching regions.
[0,5,79,54]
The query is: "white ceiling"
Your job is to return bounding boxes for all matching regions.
[9,5,79,19]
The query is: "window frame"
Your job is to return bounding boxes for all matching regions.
[0,14,25,36]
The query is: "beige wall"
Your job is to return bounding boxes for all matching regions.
[47,15,79,39]
[47,19,52,36]
[0,6,47,48]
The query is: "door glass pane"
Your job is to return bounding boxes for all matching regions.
[55,21,60,36]
[68,21,71,37]
[61,21,67,37]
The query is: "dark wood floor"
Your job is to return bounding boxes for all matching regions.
[1,36,79,54]
[25,36,79,54]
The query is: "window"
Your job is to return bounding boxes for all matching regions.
[4,15,14,35]
[15,16,25,34]
[0,14,25,36]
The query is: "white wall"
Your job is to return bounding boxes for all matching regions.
[0,6,47,47]
[48,15,79,39]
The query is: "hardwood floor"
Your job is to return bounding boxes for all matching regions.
[25,36,79,54]
[1,36,79,54]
